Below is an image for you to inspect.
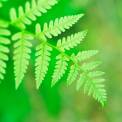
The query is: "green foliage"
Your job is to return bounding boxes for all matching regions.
[0,0,107,105]
[52,54,69,86]
[57,31,87,51]
[67,64,79,86]
[42,14,84,38]
[0,3,2,7]
[10,0,57,29]
[0,20,11,80]
[0,0,8,8]
[35,42,52,89]
[12,32,33,89]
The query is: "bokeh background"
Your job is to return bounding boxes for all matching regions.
[0,0,122,122]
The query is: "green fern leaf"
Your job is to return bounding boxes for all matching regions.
[76,50,98,61]
[81,61,101,71]
[10,0,57,29]
[35,43,52,89]
[57,31,87,51]
[42,14,84,38]
[51,54,69,86]
[67,65,79,86]
[76,73,85,91]
[67,54,79,86]
[88,71,105,78]
[0,21,11,80]
[67,53,107,105]
[12,32,33,89]
[0,0,107,105]
[90,78,107,106]
[76,73,107,106]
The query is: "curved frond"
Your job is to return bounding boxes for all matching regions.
[35,43,52,89]
[12,32,33,89]
[42,14,84,38]
[76,72,107,106]
[67,53,107,105]
[10,0,57,29]
[57,31,87,51]
[52,54,68,86]
[0,22,11,81]
[0,0,107,105]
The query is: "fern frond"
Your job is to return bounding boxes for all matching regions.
[76,57,106,105]
[12,32,33,89]
[88,71,105,78]
[76,50,98,61]
[76,73,107,106]
[10,0,57,29]
[67,65,79,86]
[66,53,107,105]
[81,61,101,71]
[57,31,87,51]
[0,21,11,80]
[35,43,52,89]
[42,14,84,38]
[0,0,107,105]
[51,54,68,86]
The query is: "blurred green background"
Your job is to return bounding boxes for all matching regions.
[0,0,122,122]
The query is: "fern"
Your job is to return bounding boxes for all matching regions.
[10,0,57,29]
[76,73,106,105]
[76,50,99,61]
[52,54,69,86]
[12,32,33,89]
[57,31,87,51]
[81,61,101,71]
[35,42,52,89]
[42,14,84,38]
[70,52,107,105]
[0,20,11,80]
[0,0,107,105]
[67,64,79,86]
[67,51,99,86]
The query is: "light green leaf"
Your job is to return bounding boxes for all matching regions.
[57,31,87,51]
[13,32,32,89]
[10,0,57,29]
[42,14,84,38]
[52,54,68,86]
[81,61,101,71]
[35,43,52,89]
[76,71,107,106]
[0,25,11,81]
[67,65,79,86]
[88,71,105,78]
[76,50,98,62]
